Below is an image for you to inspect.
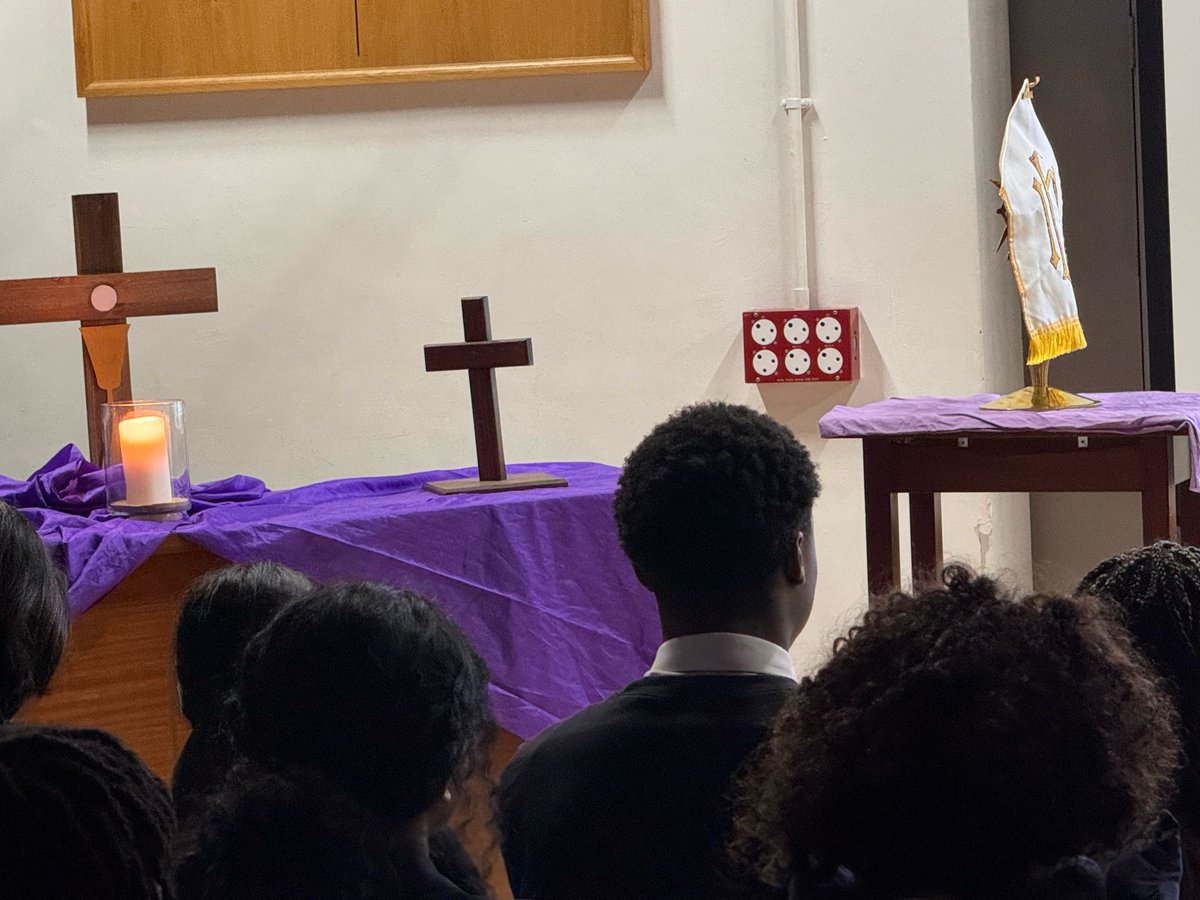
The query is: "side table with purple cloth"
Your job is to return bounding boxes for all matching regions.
[819,392,1200,595]
[1,446,660,741]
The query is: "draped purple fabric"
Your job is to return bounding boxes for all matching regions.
[820,392,1200,490]
[0,447,660,739]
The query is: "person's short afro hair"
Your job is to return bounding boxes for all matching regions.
[613,402,819,596]
[733,565,1179,896]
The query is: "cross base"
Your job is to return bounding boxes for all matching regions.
[423,472,569,496]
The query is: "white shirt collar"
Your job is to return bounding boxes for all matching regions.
[648,632,798,682]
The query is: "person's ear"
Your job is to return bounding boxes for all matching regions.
[427,785,454,830]
[785,531,806,586]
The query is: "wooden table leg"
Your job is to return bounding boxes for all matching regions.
[864,439,901,599]
[1178,481,1200,547]
[1140,434,1176,544]
[909,492,942,585]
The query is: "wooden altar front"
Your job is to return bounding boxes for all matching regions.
[15,536,519,898]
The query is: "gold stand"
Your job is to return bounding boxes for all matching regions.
[980,361,1098,411]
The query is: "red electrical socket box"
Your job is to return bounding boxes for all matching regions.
[743,308,860,384]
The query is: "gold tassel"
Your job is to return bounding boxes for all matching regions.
[1026,316,1086,366]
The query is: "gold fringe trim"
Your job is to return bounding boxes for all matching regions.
[1026,316,1086,366]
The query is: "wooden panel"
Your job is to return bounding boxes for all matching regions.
[74,0,357,87]
[868,433,1175,494]
[359,0,642,67]
[15,536,226,779]
[455,727,521,900]
[0,270,219,326]
[72,0,650,97]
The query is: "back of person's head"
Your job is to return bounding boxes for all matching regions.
[0,500,68,720]
[233,582,493,820]
[733,565,1178,898]
[175,562,313,730]
[175,583,493,899]
[1080,540,1200,824]
[174,767,418,900]
[613,402,820,626]
[175,771,489,900]
[0,723,175,899]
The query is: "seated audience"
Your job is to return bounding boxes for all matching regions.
[172,561,313,822]
[733,566,1179,899]
[1081,540,1200,898]
[0,723,175,899]
[499,401,820,900]
[173,582,494,900]
[0,500,68,720]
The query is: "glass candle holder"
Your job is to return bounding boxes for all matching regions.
[102,400,191,520]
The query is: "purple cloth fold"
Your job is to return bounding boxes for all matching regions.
[1,447,660,740]
[819,392,1200,490]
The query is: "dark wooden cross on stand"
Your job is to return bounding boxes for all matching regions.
[423,296,567,495]
[0,193,218,462]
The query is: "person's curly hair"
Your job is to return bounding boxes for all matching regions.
[234,582,494,822]
[613,402,820,598]
[175,583,496,898]
[0,500,68,720]
[174,766,487,899]
[0,723,175,899]
[1080,540,1200,825]
[732,565,1179,898]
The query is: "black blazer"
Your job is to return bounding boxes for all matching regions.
[499,673,795,900]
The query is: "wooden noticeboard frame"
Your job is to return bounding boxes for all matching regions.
[71,0,651,98]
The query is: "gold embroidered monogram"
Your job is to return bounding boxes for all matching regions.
[1029,151,1070,280]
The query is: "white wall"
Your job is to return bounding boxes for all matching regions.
[1165,0,1200,390]
[786,0,1030,665]
[0,0,1027,672]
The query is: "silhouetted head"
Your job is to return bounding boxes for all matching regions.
[175,562,314,730]
[236,582,492,821]
[0,724,175,899]
[734,566,1178,897]
[1080,540,1200,824]
[0,500,68,720]
[175,583,493,899]
[613,402,820,646]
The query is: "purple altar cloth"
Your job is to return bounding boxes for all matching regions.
[0,446,661,740]
[819,392,1200,490]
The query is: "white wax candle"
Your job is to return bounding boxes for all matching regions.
[118,414,173,507]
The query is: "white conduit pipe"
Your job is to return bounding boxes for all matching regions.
[780,0,815,309]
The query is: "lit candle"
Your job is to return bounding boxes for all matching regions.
[118,414,172,507]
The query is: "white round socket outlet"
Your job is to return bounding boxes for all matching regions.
[815,316,842,343]
[817,347,844,375]
[785,349,811,376]
[752,349,779,377]
[783,317,809,345]
[750,319,777,346]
